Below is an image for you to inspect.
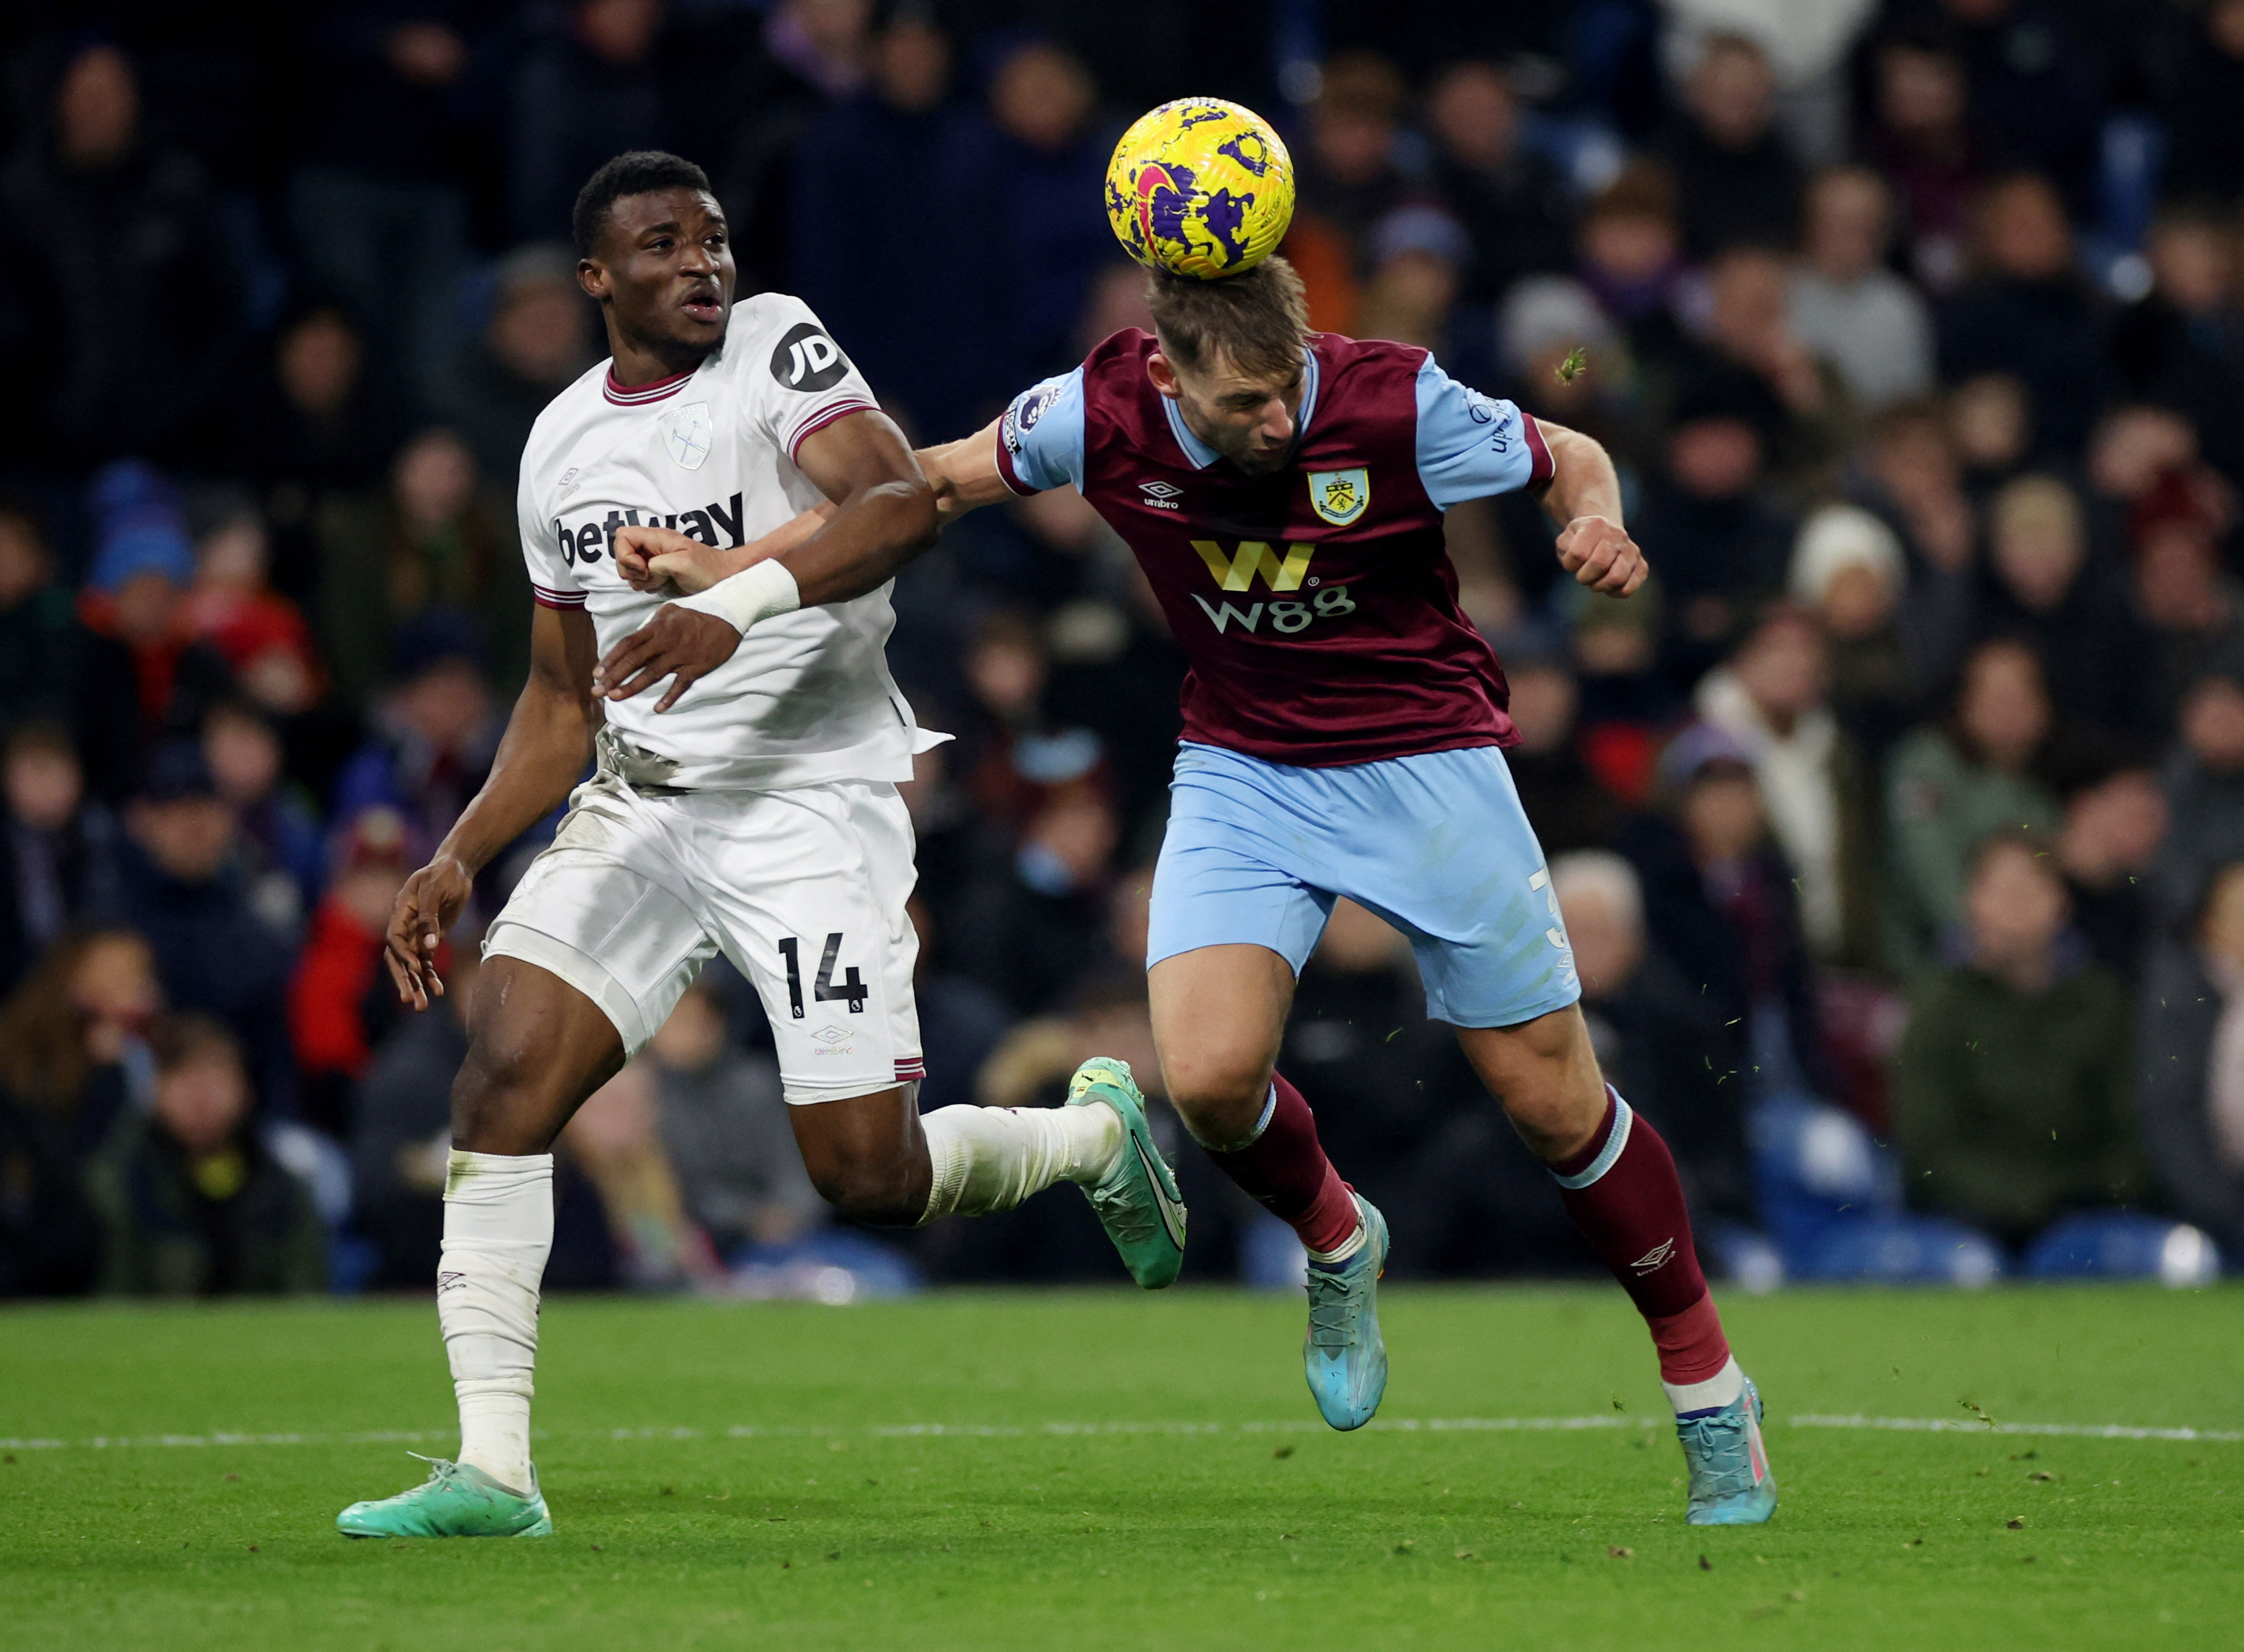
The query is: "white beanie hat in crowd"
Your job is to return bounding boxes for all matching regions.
[1789,503,1905,608]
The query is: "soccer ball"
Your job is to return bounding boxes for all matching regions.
[1104,98,1294,281]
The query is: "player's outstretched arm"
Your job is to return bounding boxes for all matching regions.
[916,415,1014,523]
[383,604,602,1010]
[594,409,937,709]
[1537,420,1647,598]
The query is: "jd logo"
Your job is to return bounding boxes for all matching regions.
[1307,467,1370,527]
[1191,539,1314,592]
[770,322,849,392]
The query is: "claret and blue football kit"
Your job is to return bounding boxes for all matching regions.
[996,331,1577,1029]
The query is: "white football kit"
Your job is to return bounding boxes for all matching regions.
[484,293,940,1102]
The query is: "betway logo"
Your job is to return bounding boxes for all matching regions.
[1191,539,1315,592]
[556,492,746,566]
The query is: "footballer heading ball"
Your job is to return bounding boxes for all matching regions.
[1105,98,1295,281]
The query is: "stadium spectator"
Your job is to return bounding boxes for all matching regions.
[1631,391,1795,685]
[1654,33,1802,259]
[1790,503,1917,760]
[948,39,1112,406]
[562,1057,723,1291]
[1862,31,1978,291]
[1422,61,1575,304]
[1496,277,1635,463]
[0,42,240,469]
[2055,760,2168,987]
[119,742,298,1117]
[1885,637,2062,973]
[1621,726,1830,1105]
[507,0,672,244]
[1787,167,1935,414]
[2134,859,2244,1257]
[2155,652,2244,934]
[1500,637,1620,858]
[201,701,325,930]
[2165,0,2244,207]
[0,928,160,1167]
[1575,161,1687,373]
[329,617,499,866]
[2107,206,2244,489]
[722,0,876,291]
[316,429,525,709]
[1945,370,2032,505]
[1893,830,2143,1250]
[436,245,598,499]
[177,502,322,720]
[1693,606,1881,967]
[1,724,124,994]
[84,1012,328,1296]
[71,464,237,805]
[1676,245,1846,484]
[1355,207,1470,359]
[1936,173,2111,459]
[1293,53,1413,266]
[950,782,1123,1017]
[648,977,822,1258]
[1930,0,2103,213]
[289,807,413,1136]
[229,304,402,519]
[1844,403,1978,704]
[0,504,76,738]
[2129,481,2244,728]
[1551,847,1753,1223]
[288,7,480,406]
[1978,474,2149,738]
[789,13,976,440]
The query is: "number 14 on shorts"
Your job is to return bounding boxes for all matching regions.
[777,933,868,1018]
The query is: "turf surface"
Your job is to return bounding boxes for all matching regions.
[2,1285,2239,1650]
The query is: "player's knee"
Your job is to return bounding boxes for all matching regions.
[451,1028,568,1156]
[1161,1048,1273,1147]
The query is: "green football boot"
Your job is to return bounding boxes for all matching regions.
[1068,1057,1187,1288]
[1303,1194,1388,1430]
[336,1456,553,1539]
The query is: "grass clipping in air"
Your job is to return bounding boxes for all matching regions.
[0,1287,2235,1650]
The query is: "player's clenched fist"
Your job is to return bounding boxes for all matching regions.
[612,523,726,595]
[384,856,474,1010]
[1556,515,1648,597]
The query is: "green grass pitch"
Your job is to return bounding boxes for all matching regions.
[3,1285,2240,1650]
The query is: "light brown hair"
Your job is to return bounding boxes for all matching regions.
[1145,256,1310,383]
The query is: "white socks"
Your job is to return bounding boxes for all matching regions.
[1662,1355,1745,1416]
[918,1103,1123,1224]
[438,1150,553,1492]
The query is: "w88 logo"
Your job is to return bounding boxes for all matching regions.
[1191,583,1358,636]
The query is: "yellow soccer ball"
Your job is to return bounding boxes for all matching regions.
[1104,98,1294,281]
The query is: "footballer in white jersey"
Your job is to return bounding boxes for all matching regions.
[337,152,1184,1544]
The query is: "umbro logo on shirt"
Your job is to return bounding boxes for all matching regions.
[1139,479,1183,510]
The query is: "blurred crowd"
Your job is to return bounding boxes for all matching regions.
[3,0,2244,1299]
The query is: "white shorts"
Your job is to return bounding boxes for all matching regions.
[484,759,924,1105]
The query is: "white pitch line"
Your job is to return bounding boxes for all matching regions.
[2,1414,2235,1453]
[1791,1414,2244,1443]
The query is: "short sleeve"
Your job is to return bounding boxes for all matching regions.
[518,462,583,611]
[746,297,882,464]
[1412,355,1553,510]
[994,369,1087,495]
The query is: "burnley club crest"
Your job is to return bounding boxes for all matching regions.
[1308,467,1369,527]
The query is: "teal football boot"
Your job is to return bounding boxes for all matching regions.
[1068,1057,1187,1289]
[1677,1378,1779,1525]
[1303,1194,1388,1430]
[337,1456,553,1539]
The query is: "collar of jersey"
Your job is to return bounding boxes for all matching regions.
[604,363,699,406]
[1160,346,1320,470]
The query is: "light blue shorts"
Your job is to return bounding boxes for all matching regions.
[1147,742,1581,1028]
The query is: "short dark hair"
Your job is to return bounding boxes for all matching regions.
[572,150,713,259]
[148,1011,243,1076]
[1145,256,1310,383]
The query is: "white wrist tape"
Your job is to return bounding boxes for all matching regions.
[676,559,801,635]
